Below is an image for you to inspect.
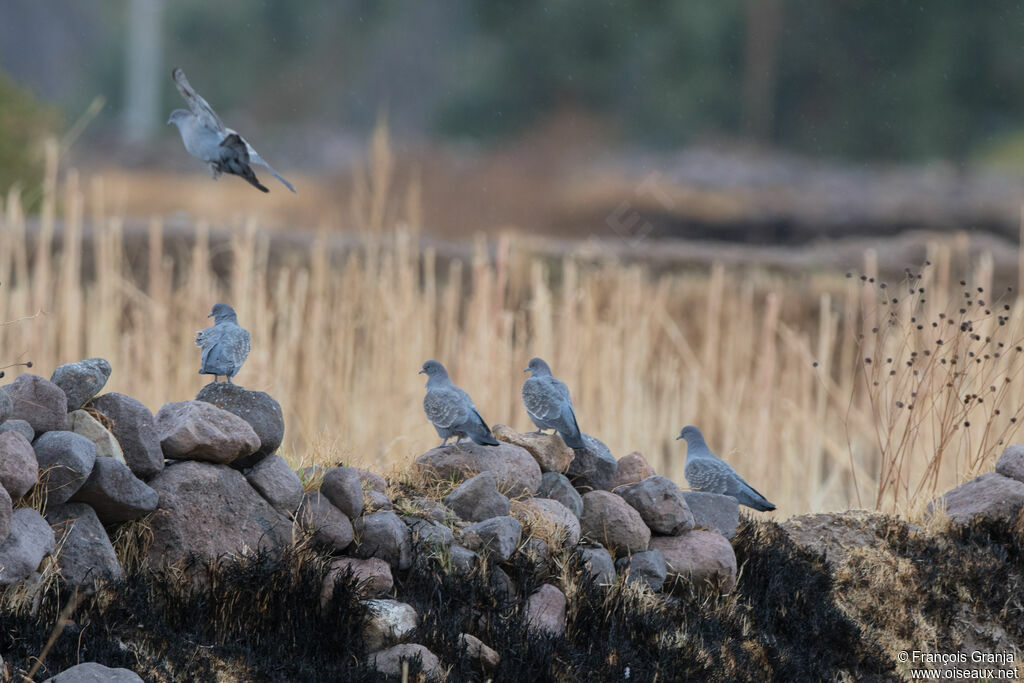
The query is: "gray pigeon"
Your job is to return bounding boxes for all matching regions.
[521,357,585,449]
[420,360,499,447]
[677,425,775,511]
[168,67,296,194]
[196,303,251,384]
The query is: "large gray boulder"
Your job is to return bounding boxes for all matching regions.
[682,491,740,539]
[0,430,38,500]
[619,476,694,536]
[579,490,650,557]
[89,393,164,480]
[415,442,541,497]
[50,358,112,411]
[44,662,144,682]
[461,515,522,562]
[353,511,413,570]
[443,471,510,522]
[0,508,56,584]
[296,492,354,552]
[46,503,122,585]
[567,433,617,492]
[3,374,67,434]
[934,472,1024,526]
[650,530,737,591]
[195,382,284,469]
[245,454,303,515]
[538,471,583,518]
[321,466,365,519]
[145,461,291,569]
[69,457,158,523]
[33,431,97,505]
[3,374,68,432]
[155,400,260,464]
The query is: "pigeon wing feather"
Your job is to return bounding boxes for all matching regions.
[173,67,225,133]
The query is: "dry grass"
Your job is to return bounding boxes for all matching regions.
[1,132,1022,517]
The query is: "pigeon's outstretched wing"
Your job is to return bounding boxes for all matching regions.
[173,67,225,133]
[217,134,269,193]
[685,457,775,511]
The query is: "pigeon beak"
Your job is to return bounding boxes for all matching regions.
[208,312,214,318]
[418,369,426,375]
[523,368,530,373]
[676,434,684,440]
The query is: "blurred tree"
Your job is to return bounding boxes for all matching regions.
[0,69,59,197]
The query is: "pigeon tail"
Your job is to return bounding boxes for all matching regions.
[736,482,776,511]
[559,427,585,450]
[466,410,500,446]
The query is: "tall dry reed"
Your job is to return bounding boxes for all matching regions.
[0,137,1019,517]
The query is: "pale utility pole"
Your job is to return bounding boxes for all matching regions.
[123,0,164,143]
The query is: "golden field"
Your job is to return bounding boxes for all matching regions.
[2,140,1023,519]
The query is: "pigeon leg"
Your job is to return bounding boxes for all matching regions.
[227,376,234,384]
[531,428,546,435]
[438,437,450,448]
[208,376,218,385]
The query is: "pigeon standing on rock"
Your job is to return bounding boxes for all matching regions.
[677,425,776,511]
[168,67,296,194]
[521,357,585,449]
[420,360,499,447]
[196,303,251,384]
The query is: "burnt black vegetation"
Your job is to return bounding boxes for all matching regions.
[3,514,1022,681]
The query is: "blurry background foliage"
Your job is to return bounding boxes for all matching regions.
[2,0,1024,171]
[0,71,59,199]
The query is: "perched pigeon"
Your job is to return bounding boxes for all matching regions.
[521,357,585,449]
[168,67,295,194]
[420,360,499,447]
[196,303,251,384]
[677,425,776,511]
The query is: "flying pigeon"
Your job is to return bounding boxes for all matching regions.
[196,303,251,383]
[168,67,295,194]
[420,360,499,447]
[521,357,585,449]
[677,425,776,511]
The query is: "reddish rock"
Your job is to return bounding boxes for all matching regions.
[321,466,365,519]
[89,393,165,479]
[526,583,567,636]
[459,633,500,672]
[146,461,291,570]
[367,644,442,681]
[296,491,354,552]
[492,424,574,473]
[650,530,737,590]
[69,457,159,523]
[682,491,740,539]
[611,452,657,489]
[321,557,394,606]
[0,430,38,500]
[579,490,650,557]
[415,442,541,497]
[155,401,260,464]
